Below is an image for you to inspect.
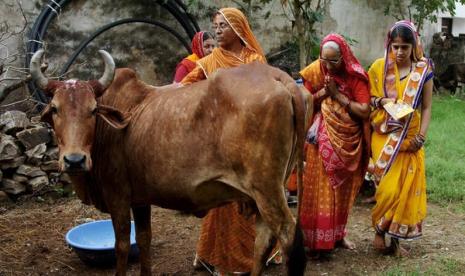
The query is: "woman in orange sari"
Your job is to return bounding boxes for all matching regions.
[299,34,371,252]
[369,21,433,256]
[173,31,215,83]
[181,7,266,275]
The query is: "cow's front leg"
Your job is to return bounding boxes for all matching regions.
[132,205,152,276]
[254,190,306,276]
[251,214,276,276]
[111,208,131,276]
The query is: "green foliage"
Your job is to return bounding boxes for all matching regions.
[382,0,465,31]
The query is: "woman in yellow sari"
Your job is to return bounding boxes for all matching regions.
[368,20,433,256]
[181,7,267,275]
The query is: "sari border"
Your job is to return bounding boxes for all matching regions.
[197,62,209,79]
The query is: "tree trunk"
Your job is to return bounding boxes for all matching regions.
[293,1,306,69]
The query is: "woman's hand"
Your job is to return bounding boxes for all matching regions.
[406,140,421,152]
[405,133,425,152]
[313,87,329,103]
[324,75,338,97]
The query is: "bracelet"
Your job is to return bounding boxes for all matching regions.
[375,97,385,109]
[371,97,381,108]
[414,133,426,147]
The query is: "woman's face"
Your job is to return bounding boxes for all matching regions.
[391,36,413,64]
[212,14,241,48]
[320,47,343,73]
[202,38,215,56]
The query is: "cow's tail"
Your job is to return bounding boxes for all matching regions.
[281,76,305,216]
[287,220,306,276]
[284,76,307,276]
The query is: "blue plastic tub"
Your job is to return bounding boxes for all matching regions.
[65,219,139,267]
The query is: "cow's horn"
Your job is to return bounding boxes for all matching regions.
[30,49,49,90]
[97,50,115,90]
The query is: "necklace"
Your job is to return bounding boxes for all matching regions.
[399,62,413,80]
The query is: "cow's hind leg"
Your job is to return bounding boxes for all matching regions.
[251,215,277,276]
[132,205,152,276]
[253,193,306,276]
[111,208,132,276]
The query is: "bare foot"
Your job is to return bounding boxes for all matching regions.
[336,238,356,250]
[395,245,410,257]
[390,238,410,257]
[373,233,386,251]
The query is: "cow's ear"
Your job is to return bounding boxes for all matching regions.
[40,104,54,126]
[97,104,131,129]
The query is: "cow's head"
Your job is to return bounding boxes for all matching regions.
[30,50,129,173]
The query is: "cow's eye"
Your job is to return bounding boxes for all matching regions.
[51,106,58,114]
[91,108,98,115]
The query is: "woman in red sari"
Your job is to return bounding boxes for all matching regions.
[172,31,215,83]
[299,34,371,252]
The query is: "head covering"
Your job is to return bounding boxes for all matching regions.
[385,20,423,62]
[218,7,265,57]
[191,31,206,58]
[319,34,368,95]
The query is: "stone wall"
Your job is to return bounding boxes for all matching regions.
[0,111,71,203]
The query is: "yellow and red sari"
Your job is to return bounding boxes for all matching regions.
[369,21,433,240]
[181,7,265,273]
[299,34,370,250]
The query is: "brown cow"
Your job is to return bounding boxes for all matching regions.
[30,49,311,276]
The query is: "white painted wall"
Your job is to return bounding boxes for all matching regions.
[452,18,465,36]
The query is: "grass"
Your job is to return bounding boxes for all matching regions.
[425,96,465,211]
[381,257,465,275]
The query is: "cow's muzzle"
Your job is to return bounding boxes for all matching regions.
[63,153,87,172]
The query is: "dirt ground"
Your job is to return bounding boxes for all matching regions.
[0,195,464,276]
